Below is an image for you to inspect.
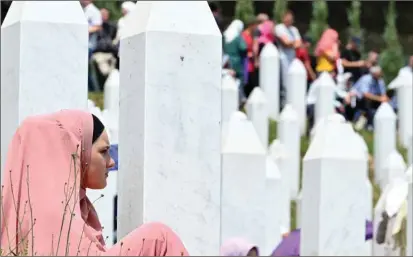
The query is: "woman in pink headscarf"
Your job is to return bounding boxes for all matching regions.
[220,237,259,256]
[315,28,340,76]
[0,110,189,256]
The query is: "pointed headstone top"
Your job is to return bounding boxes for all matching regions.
[353,132,368,155]
[266,157,281,179]
[304,121,365,161]
[260,42,279,57]
[269,139,289,158]
[123,1,221,39]
[104,69,120,88]
[387,75,403,90]
[2,1,87,28]
[279,104,298,121]
[375,102,397,120]
[222,75,238,91]
[247,87,267,104]
[230,111,247,122]
[223,112,265,154]
[384,150,407,171]
[318,72,336,88]
[287,58,306,75]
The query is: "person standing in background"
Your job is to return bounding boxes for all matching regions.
[223,20,248,107]
[314,28,340,76]
[81,0,102,92]
[81,0,102,57]
[340,36,366,84]
[242,18,260,98]
[274,10,302,110]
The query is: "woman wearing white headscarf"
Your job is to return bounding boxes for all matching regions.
[113,1,136,45]
[223,19,248,105]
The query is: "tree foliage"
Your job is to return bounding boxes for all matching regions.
[379,0,405,84]
[234,0,255,24]
[347,0,365,54]
[273,0,288,24]
[307,0,329,44]
[94,1,123,21]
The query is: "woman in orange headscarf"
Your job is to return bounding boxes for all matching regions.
[315,28,340,76]
[0,110,189,256]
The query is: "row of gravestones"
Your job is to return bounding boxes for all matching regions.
[89,63,412,256]
[1,1,412,255]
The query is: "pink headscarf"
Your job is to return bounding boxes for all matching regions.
[220,237,259,256]
[257,20,275,44]
[0,110,188,256]
[314,28,339,58]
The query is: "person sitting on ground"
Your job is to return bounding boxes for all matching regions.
[315,28,340,77]
[220,237,259,256]
[361,50,380,75]
[274,10,302,109]
[345,66,389,130]
[0,110,189,256]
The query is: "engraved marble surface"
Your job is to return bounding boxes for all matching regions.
[117,2,222,255]
[1,1,88,172]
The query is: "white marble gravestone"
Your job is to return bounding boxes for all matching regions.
[1,1,88,171]
[315,72,336,124]
[246,87,269,148]
[103,69,120,143]
[301,122,367,255]
[396,69,413,148]
[268,139,291,233]
[408,166,412,257]
[265,157,283,255]
[259,43,280,120]
[278,104,300,199]
[117,2,222,255]
[221,112,266,251]
[286,59,307,135]
[381,151,407,190]
[374,102,397,186]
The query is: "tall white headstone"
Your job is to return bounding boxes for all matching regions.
[221,74,239,125]
[117,2,222,255]
[246,87,269,148]
[396,69,413,148]
[221,112,266,251]
[103,69,120,143]
[408,134,413,165]
[268,139,291,233]
[374,102,397,186]
[265,157,283,255]
[315,72,336,124]
[310,113,345,141]
[301,122,367,255]
[408,165,413,257]
[221,75,239,144]
[1,1,88,171]
[381,150,407,190]
[259,43,280,120]
[278,104,300,199]
[286,59,307,135]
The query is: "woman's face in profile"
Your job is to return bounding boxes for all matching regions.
[84,130,115,189]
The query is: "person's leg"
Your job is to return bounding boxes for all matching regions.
[306,104,315,136]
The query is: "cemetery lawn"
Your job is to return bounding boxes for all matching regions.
[89,92,408,246]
